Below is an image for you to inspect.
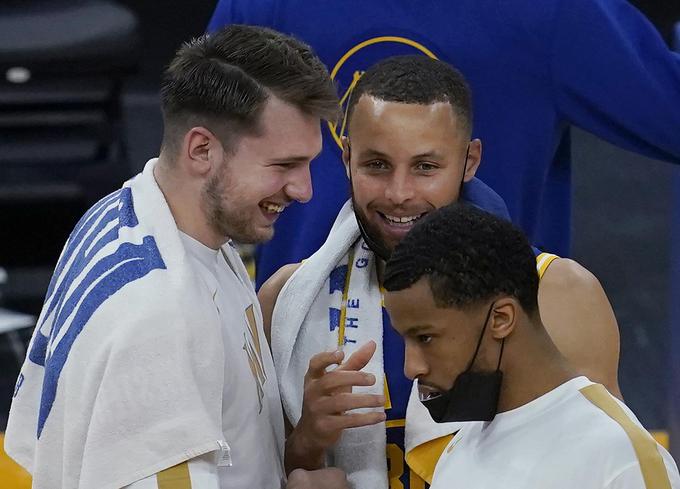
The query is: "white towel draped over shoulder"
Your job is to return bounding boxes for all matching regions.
[271,200,389,489]
[5,159,227,489]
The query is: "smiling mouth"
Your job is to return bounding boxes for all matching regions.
[260,202,285,214]
[377,211,426,227]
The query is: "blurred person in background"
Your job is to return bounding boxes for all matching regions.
[207,0,680,288]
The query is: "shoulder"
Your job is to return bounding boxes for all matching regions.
[257,262,303,343]
[539,257,603,292]
[258,262,303,306]
[573,387,672,474]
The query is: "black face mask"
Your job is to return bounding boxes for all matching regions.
[421,302,505,423]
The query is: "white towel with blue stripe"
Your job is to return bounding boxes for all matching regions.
[5,159,227,489]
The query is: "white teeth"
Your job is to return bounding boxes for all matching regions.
[419,391,442,402]
[261,203,284,213]
[384,213,423,224]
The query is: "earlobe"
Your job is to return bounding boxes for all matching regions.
[463,139,482,182]
[490,297,517,340]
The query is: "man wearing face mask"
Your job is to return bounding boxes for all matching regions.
[259,55,622,488]
[383,203,680,488]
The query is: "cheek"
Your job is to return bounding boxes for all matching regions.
[250,169,288,199]
[420,174,460,207]
[352,176,383,206]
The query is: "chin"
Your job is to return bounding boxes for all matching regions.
[249,226,275,245]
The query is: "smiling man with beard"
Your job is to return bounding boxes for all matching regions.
[258,55,622,489]
[5,25,349,489]
[383,203,679,489]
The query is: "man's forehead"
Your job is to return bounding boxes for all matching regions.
[348,95,461,136]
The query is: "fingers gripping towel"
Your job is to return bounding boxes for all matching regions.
[5,159,228,489]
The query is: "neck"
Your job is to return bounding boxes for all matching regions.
[154,156,225,250]
[496,320,578,413]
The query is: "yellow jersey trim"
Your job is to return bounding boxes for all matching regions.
[383,376,393,410]
[0,434,31,489]
[405,434,454,484]
[651,431,670,450]
[157,461,192,489]
[580,384,671,489]
[386,418,406,429]
[536,252,559,279]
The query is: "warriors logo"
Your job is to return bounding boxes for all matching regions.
[327,36,438,149]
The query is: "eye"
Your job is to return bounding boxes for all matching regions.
[416,161,438,172]
[269,161,293,169]
[417,334,433,344]
[364,159,389,170]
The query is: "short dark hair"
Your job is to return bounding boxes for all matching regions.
[384,203,539,314]
[160,24,339,157]
[346,55,472,135]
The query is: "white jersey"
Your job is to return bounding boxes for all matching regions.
[180,233,285,489]
[432,377,679,489]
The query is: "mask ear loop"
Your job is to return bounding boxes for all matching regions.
[457,143,471,198]
[496,338,506,372]
[464,302,495,371]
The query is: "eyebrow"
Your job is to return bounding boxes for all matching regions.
[357,148,390,160]
[357,149,444,161]
[269,154,317,164]
[403,324,436,336]
[411,151,444,160]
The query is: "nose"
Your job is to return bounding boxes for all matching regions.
[404,343,428,381]
[285,164,313,204]
[384,167,414,205]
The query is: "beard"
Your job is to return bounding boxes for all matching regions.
[350,191,393,261]
[201,164,273,245]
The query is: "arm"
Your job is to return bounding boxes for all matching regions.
[258,262,302,345]
[550,0,680,162]
[538,258,622,398]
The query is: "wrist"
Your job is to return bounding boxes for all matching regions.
[286,428,326,472]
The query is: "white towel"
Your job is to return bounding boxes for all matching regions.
[271,200,389,489]
[5,159,230,489]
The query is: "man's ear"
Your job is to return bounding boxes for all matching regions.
[183,126,223,176]
[489,296,518,340]
[463,138,482,182]
[342,136,351,179]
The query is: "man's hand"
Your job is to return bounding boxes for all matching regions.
[285,341,386,471]
[286,468,349,489]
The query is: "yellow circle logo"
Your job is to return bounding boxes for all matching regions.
[328,36,438,148]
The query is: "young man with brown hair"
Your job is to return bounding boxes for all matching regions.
[5,25,345,489]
